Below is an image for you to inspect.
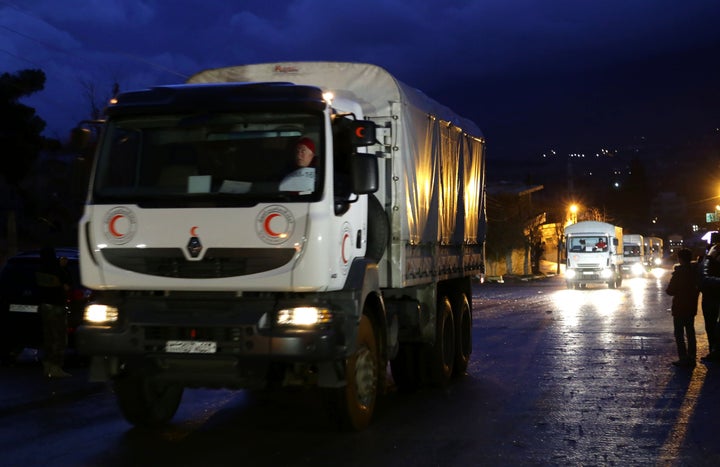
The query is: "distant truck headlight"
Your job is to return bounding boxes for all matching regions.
[653,257,662,266]
[631,262,645,276]
[565,269,577,279]
[84,304,119,324]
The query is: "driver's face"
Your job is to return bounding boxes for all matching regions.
[295,143,315,167]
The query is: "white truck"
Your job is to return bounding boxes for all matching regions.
[644,236,664,267]
[564,221,623,288]
[668,234,683,254]
[75,62,486,430]
[621,233,645,277]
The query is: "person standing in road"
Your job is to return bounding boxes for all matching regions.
[699,244,720,361]
[701,242,720,361]
[35,246,72,378]
[665,248,700,368]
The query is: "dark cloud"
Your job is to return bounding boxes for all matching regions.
[1,0,719,161]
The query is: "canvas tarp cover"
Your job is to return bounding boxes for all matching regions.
[188,62,485,247]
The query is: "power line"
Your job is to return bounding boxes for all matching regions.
[0,6,189,80]
[0,24,70,57]
[0,47,44,68]
[115,52,189,80]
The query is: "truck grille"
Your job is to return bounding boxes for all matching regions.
[101,247,295,278]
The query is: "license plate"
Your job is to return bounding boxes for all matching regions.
[165,340,217,354]
[9,304,38,313]
[583,271,595,275]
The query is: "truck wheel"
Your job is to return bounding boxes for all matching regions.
[453,294,472,377]
[390,342,423,392]
[114,371,184,427]
[330,314,379,431]
[430,296,455,386]
[365,195,389,262]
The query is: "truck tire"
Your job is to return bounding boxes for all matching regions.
[329,314,379,431]
[429,296,455,386]
[114,371,184,428]
[365,195,389,262]
[453,293,472,377]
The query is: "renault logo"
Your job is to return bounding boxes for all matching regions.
[187,236,202,258]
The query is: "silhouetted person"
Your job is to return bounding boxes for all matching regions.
[701,243,720,361]
[666,248,700,368]
[35,246,71,378]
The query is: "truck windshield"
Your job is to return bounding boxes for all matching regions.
[92,112,324,205]
[623,246,641,256]
[568,236,609,253]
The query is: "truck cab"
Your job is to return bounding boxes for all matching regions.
[621,234,645,277]
[564,221,623,289]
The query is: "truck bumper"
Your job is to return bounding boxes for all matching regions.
[565,267,617,284]
[76,293,352,388]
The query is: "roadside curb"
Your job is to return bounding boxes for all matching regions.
[493,273,558,283]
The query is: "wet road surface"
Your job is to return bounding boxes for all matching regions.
[1,273,719,466]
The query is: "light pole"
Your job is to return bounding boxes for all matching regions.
[558,203,579,275]
[569,204,578,225]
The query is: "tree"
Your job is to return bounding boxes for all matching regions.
[80,78,119,121]
[0,69,54,255]
[0,69,47,185]
[485,193,527,274]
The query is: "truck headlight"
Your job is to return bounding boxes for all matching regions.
[631,262,645,275]
[600,268,613,279]
[276,307,332,327]
[565,269,576,279]
[84,304,119,324]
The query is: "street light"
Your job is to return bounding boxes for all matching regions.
[569,204,578,225]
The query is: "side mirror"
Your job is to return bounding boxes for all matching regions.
[70,127,92,149]
[69,120,104,150]
[349,153,379,194]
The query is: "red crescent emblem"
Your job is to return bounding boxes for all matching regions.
[190,226,198,236]
[264,213,281,237]
[109,214,124,237]
[342,232,350,263]
[355,127,365,138]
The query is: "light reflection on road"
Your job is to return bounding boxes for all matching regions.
[550,287,624,328]
[551,269,671,328]
[547,271,705,463]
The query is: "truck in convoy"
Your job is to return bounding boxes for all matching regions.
[75,62,486,430]
[668,234,683,255]
[644,236,664,267]
[621,234,645,277]
[563,221,623,288]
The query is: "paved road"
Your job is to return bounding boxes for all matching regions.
[1,273,719,466]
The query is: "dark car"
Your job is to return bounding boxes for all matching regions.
[0,248,92,363]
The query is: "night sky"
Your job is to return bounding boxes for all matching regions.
[2,0,720,169]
